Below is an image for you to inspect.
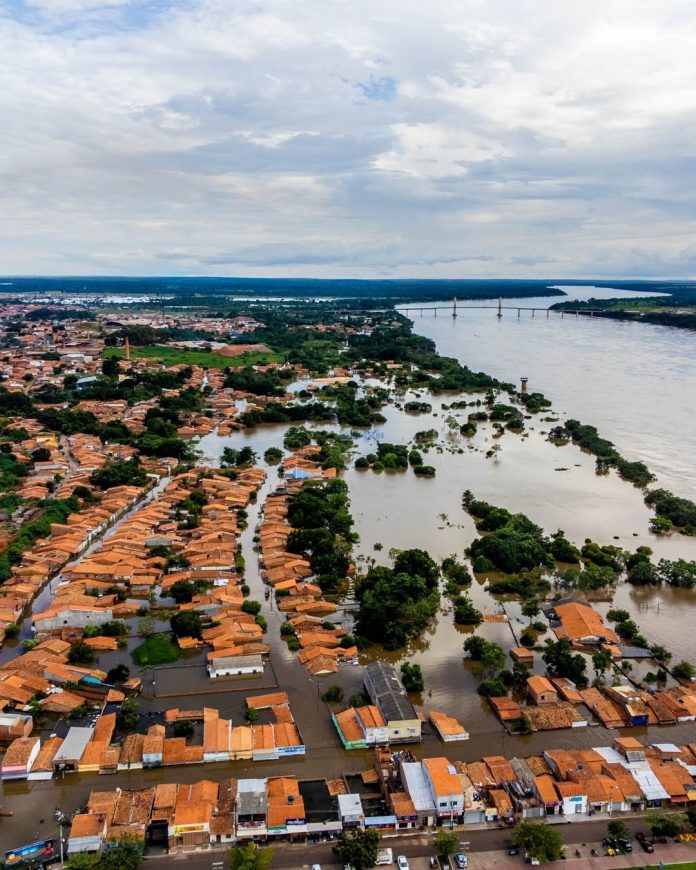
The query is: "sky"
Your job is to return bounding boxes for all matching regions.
[1,0,696,279]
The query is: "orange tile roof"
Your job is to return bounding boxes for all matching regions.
[423,757,461,796]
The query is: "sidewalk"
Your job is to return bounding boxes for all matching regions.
[469,843,696,869]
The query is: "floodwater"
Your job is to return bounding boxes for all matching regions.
[194,283,696,764]
[5,285,696,845]
[401,285,696,497]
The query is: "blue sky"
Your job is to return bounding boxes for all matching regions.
[1,0,695,278]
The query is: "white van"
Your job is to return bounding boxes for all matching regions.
[376,848,393,865]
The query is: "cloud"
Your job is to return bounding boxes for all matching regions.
[1,0,696,276]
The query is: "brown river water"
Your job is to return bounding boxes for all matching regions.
[4,285,696,844]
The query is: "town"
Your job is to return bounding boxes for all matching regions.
[2,294,696,869]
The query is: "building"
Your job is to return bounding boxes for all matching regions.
[552,600,619,648]
[1,736,40,780]
[337,793,364,829]
[207,652,264,679]
[0,712,33,740]
[422,757,464,822]
[33,605,114,633]
[236,778,267,841]
[400,762,436,827]
[363,661,421,743]
[53,726,95,773]
[527,676,558,706]
[68,814,107,854]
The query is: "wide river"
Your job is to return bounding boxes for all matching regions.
[403,285,696,498]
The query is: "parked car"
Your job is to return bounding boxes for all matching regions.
[618,838,633,853]
[429,858,439,869]
[311,865,322,870]
[396,856,409,870]
[454,854,468,869]
[636,832,655,854]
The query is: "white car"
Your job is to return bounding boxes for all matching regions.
[311,865,322,870]
[397,857,409,870]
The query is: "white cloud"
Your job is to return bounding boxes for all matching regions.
[1,0,696,276]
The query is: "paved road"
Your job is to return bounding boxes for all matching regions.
[141,816,661,870]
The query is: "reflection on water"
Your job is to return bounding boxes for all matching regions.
[197,353,696,752]
[399,286,696,498]
[6,288,696,846]
[187,289,696,750]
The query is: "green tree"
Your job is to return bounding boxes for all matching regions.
[228,843,275,870]
[673,660,696,681]
[645,810,688,837]
[400,662,424,692]
[477,677,507,697]
[322,684,344,702]
[116,698,140,732]
[138,615,156,638]
[453,593,482,626]
[90,458,147,490]
[99,837,144,870]
[264,446,283,465]
[101,356,121,378]
[66,854,97,870]
[68,641,96,665]
[106,664,130,684]
[434,830,459,859]
[221,447,240,467]
[245,707,259,724]
[477,641,506,676]
[607,819,628,840]
[392,548,439,589]
[173,720,194,737]
[169,579,196,604]
[542,638,588,687]
[335,828,380,870]
[521,598,541,623]
[170,610,203,639]
[648,644,672,664]
[592,649,613,681]
[512,822,565,863]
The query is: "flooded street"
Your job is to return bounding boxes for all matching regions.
[5,285,696,847]
[193,283,696,764]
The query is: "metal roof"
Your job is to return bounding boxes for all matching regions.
[626,761,670,802]
[364,661,417,723]
[337,794,363,817]
[401,762,436,813]
[591,746,625,765]
[54,726,95,763]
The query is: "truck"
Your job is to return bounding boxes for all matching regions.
[376,848,394,865]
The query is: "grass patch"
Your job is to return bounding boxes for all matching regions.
[132,633,181,666]
[104,345,284,369]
